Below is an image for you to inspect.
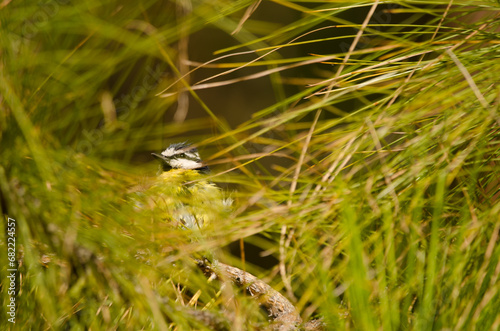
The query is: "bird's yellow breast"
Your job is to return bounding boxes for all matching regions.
[146,169,226,229]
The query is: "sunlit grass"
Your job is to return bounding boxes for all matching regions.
[1,1,500,330]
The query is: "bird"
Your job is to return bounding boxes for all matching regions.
[145,142,231,230]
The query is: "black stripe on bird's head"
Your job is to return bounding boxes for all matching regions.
[152,143,209,172]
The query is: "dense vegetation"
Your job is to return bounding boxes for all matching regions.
[1,1,499,329]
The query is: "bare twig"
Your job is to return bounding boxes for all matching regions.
[196,258,304,330]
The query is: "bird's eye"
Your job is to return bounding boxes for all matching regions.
[178,153,186,158]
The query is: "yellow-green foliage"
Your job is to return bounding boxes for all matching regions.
[1,1,500,330]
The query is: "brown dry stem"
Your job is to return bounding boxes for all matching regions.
[195,258,324,330]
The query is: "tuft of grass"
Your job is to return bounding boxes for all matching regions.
[1,1,500,329]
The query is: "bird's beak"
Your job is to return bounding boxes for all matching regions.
[152,153,172,165]
[152,153,173,171]
[151,153,168,161]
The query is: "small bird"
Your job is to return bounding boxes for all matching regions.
[146,143,230,230]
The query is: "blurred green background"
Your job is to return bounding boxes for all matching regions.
[1,1,500,330]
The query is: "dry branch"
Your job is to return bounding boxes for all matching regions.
[195,258,324,330]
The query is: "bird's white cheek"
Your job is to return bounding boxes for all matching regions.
[170,159,203,169]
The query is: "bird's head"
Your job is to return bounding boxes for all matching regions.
[152,143,208,172]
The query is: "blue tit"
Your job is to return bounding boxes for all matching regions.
[146,143,231,230]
